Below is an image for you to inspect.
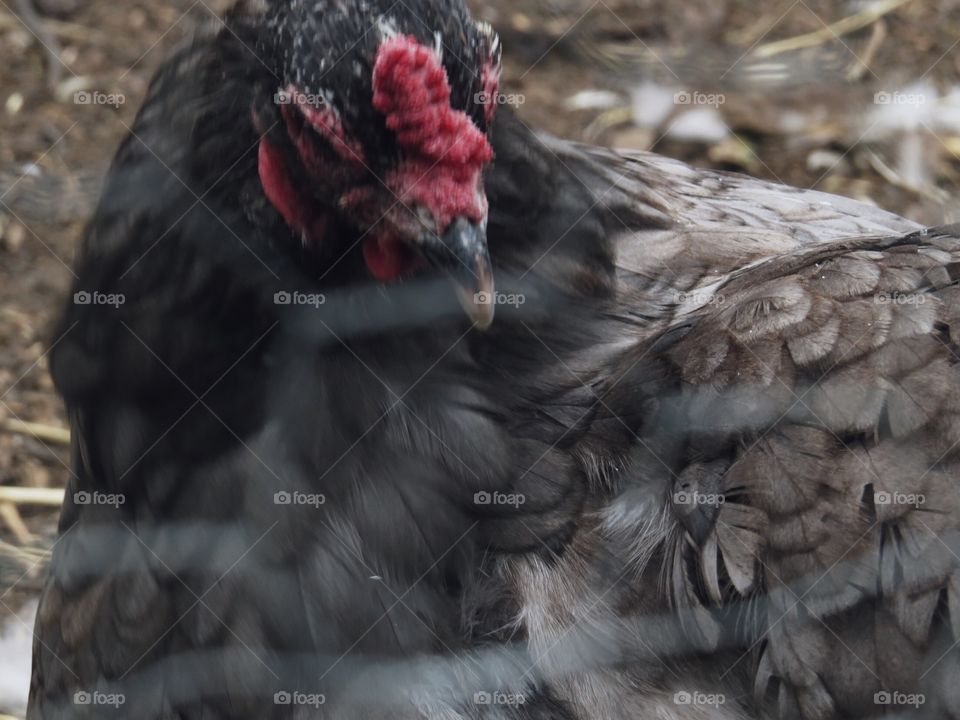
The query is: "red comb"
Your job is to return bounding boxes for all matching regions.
[372,35,492,167]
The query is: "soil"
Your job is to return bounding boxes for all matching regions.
[0,1,233,623]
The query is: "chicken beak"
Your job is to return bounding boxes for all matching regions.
[418,217,496,329]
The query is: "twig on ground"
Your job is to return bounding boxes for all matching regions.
[0,10,100,41]
[11,0,66,88]
[2,418,70,446]
[754,0,913,59]
[866,148,950,205]
[846,17,887,81]
[0,486,65,507]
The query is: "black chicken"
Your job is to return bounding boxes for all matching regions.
[28,0,960,718]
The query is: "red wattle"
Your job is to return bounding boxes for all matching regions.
[257,138,327,244]
[362,233,424,281]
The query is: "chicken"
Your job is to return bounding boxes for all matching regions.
[28,0,960,718]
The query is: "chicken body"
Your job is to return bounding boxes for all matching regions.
[28,2,960,718]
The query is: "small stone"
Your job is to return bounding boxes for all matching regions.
[5,92,24,116]
[2,222,26,252]
[510,13,532,31]
[60,46,80,66]
[129,8,148,29]
[806,149,846,174]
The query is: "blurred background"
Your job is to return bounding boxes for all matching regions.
[1,0,959,715]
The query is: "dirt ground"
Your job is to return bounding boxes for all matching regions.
[0,0,233,618]
[0,0,959,681]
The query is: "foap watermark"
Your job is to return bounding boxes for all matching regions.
[74,491,125,508]
[474,490,525,508]
[74,290,125,307]
[274,490,326,507]
[675,290,726,306]
[874,691,925,708]
[473,691,526,706]
[673,490,725,507]
[274,691,326,708]
[474,90,525,108]
[874,90,927,106]
[274,89,327,108]
[74,90,125,107]
[674,91,725,108]
[73,691,125,708]
[474,291,525,308]
[274,290,326,307]
[673,691,726,707]
[875,291,926,305]
[874,490,925,508]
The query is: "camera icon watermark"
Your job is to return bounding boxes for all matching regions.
[473,490,525,508]
[274,89,327,108]
[874,90,927,106]
[74,90,125,107]
[274,290,326,307]
[74,290,125,307]
[473,291,525,308]
[273,690,325,707]
[73,690,125,708]
[473,690,525,706]
[474,90,525,107]
[673,491,725,507]
[74,490,125,508]
[874,690,925,708]
[674,91,725,108]
[274,490,326,507]
[873,490,925,508]
[673,690,726,706]
[874,291,926,305]
[675,290,726,306]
